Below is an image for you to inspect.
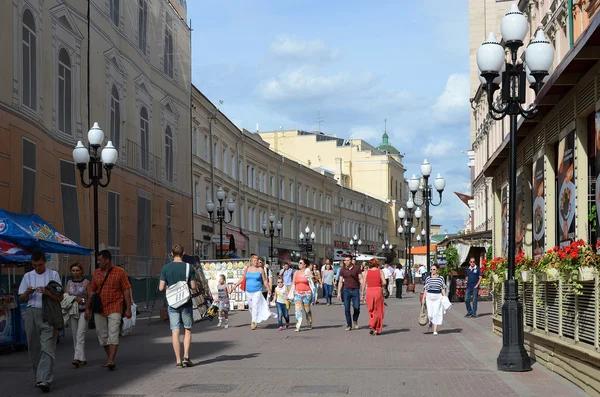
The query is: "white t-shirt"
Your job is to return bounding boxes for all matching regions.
[418,265,427,276]
[382,267,392,279]
[18,269,61,308]
[394,268,405,279]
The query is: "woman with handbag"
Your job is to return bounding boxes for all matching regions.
[361,259,386,335]
[310,264,321,305]
[421,264,447,335]
[290,258,313,332]
[232,255,273,330]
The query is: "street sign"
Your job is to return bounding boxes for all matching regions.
[211,235,225,244]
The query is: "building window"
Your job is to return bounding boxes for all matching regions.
[110,0,119,27]
[313,191,316,209]
[60,160,80,242]
[21,138,36,214]
[223,149,227,174]
[165,126,173,182]
[138,0,148,54]
[166,200,172,255]
[140,107,149,170]
[136,191,152,263]
[270,176,275,196]
[204,135,209,159]
[194,181,200,215]
[306,188,309,206]
[108,191,120,256]
[57,49,72,135]
[163,14,174,78]
[280,180,284,200]
[238,159,243,183]
[110,85,121,151]
[290,183,294,203]
[231,155,236,178]
[192,127,198,156]
[22,9,37,110]
[214,143,218,169]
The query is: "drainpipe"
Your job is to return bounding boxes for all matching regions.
[568,0,574,49]
[276,155,285,234]
[295,165,300,244]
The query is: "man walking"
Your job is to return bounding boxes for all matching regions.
[337,256,363,330]
[159,244,197,368]
[85,250,132,371]
[382,263,393,296]
[18,251,63,392]
[393,264,405,299]
[465,257,482,318]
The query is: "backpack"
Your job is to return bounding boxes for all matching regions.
[166,263,191,309]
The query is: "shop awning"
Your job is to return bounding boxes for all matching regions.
[225,227,248,250]
[409,245,437,255]
[482,11,600,177]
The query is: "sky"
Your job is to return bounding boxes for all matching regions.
[188,0,472,234]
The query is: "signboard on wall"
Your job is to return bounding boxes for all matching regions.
[516,173,524,255]
[557,131,576,247]
[532,156,545,260]
[501,186,508,258]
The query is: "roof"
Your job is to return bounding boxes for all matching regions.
[409,245,437,255]
[377,144,400,155]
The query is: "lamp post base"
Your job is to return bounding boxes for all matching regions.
[497,279,531,372]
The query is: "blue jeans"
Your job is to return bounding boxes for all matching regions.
[168,305,193,330]
[342,288,360,327]
[465,287,479,316]
[323,284,333,304]
[276,302,289,327]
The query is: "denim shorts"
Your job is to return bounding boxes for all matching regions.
[168,305,193,330]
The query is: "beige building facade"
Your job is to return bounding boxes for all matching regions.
[0,0,192,275]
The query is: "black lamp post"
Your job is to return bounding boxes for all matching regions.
[206,187,235,259]
[72,122,118,269]
[262,213,282,267]
[381,240,394,263]
[477,4,554,373]
[298,225,315,258]
[397,199,422,289]
[349,234,362,260]
[408,160,445,275]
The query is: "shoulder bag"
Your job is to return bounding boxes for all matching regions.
[240,266,249,291]
[166,263,191,309]
[418,300,429,326]
[91,267,114,314]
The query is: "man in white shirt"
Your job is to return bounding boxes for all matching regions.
[418,264,427,283]
[18,251,63,393]
[382,263,393,295]
[393,264,405,298]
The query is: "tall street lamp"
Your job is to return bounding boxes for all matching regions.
[72,122,118,268]
[477,3,554,372]
[398,199,422,289]
[207,187,235,259]
[299,225,315,258]
[408,159,445,274]
[349,234,362,260]
[262,213,282,267]
[381,240,394,263]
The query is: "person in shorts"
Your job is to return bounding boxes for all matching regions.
[159,244,197,368]
[216,275,230,328]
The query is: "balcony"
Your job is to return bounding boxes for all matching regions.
[125,139,161,182]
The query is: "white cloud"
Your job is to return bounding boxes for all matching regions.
[423,139,458,157]
[271,36,339,61]
[431,74,470,125]
[349,126,380,143]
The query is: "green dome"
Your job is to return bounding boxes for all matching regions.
[377,119,399,154]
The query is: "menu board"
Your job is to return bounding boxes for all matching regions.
[595,111,600,243]
[532,157,545,260]
[516,173,524,255]
[557,131,576,247]
[501,185,508,258]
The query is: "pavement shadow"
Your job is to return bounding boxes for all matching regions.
[195,353,260,366]
[380,328,410,335]
[438,328,463,334]
[475,313,492,318]
[309,324,345,330]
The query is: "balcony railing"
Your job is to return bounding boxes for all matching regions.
[126,139,161,182]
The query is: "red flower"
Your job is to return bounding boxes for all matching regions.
[491,264,497,270]
[553,246,559,252]
[558,251,567,260]
[570,251,578,259]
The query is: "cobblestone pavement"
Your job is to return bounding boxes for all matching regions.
[0,289,590,397]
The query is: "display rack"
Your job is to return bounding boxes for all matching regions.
[198,259,251,311]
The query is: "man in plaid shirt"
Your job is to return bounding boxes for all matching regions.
[85,250,132,370]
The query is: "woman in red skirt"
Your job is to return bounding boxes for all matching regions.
[361,258,387,335]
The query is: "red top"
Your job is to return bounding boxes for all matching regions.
[340,265,362,289]
[366,269,382,288]
[90,266,131,316]
[295,269,311,292]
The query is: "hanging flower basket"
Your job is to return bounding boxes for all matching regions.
[546,268,559,281]
[577,266,597,281]
[521,270,531,282]
[492,274,499,282]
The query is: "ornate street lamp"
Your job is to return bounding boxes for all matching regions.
[206,187,235,259]
[262,213,282,268]
[397,198,422,289]
[381,240,394,263]
[72,122,118,267]
[408,159,445,274]
[299,225,315,258]
[349,234,362,260]
[477,3,554,372]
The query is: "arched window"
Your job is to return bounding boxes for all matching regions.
[165,126,173,182]
[163,15,174,77]
[110,0,119,26]
[110,85,120,150]
[140,107,149,170]
[58,49,72,135]
[138,0,148,53]
[22,10,37,110]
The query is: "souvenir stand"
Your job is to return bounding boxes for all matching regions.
[198,258,251,310]
[0,209,91,349]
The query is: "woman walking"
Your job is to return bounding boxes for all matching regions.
[421,264,447,335]
[321,263,334,305]
[291,259,313,331]
[232,255,273,330]
[311,264,321,304]
[361,259,386,335]
[66,262,89,367]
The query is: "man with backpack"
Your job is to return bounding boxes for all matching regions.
[159,244,197,368]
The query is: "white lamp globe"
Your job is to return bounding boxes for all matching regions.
[276,220,282,230]
[410,226,416,234]
[421,229,426,236]
[407,199,415,210]
[305,226,310,234]
[398,208,406,219]
[434,174,446,192]
[477,32,505,73]
[226,199,235,212]
[526,29,554,73]
[408,174,420,193]
[216,187,226,201]
[206,200,215,214]
[420,160,432,177]
[397,226,404,234]
[500,4,528,43]
[262,221,268,231]
[101,141,118,165]
[417,235,421,241]
[310,232,315,240]
[357,239,362,245]
[87,122,104,146]
[479,62,505,85]
[300,232,305,240]
[73,141,90,165]
[349,239,354,246]
[526,64,551,84]
[353,234,358,241]
[269,213,275,222]
[382,244,386,250]
[415,207,422,219]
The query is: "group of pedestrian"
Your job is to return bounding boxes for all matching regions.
[19,250,132,393]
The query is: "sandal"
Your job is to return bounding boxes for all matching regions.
[175,362,183,369]
[106,361,116,371]
[101,362,109,368]
[72,359,80,368]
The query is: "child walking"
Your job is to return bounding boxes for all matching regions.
[216,275,230,328]
[274,277,290,330]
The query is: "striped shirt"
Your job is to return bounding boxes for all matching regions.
[424,276,446,292]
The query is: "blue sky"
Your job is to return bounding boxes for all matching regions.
[188,0,472,234]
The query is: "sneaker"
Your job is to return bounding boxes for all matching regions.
[345,326,352,331]
[37,382,50,393]
[354,321,359,329]
[295,327,301,332]
[278,326,283,331]
[224,323,229,329]
[182,358,194,367]
[217,322,222,327]
[433,331,438,336]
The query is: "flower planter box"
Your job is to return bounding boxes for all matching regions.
[578,266,597,281]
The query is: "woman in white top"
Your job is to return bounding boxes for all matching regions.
[421,264,447,335]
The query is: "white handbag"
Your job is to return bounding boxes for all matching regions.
[166,263,191,309]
